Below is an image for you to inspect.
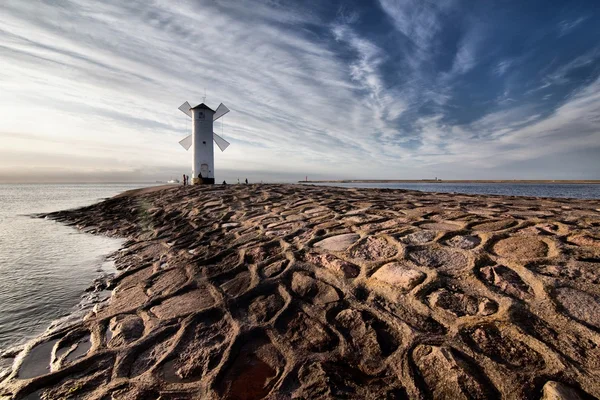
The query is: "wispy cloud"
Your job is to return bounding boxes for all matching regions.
[558,17,587,37]
[0,0,599,182]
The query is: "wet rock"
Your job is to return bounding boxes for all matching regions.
[555,287,600,329]
[412,345,495,399]
[349,236,398,261]
[17,338,58,379]
[480,265,532,300]
[61,334,92,364]
[313,233,360,252]
[493,236,549,260]
[217,334,284,400]
[36,357,113,399]
[370,262,425,292]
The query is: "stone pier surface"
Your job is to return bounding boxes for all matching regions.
[1,184,600,399]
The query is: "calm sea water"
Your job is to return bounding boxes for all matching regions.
[0,183,156,356]
[308,182,600,199]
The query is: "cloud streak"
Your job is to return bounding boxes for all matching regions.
[0,0,599,182]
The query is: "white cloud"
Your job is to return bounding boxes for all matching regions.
[558,17,587,37]
[0,0,598,182]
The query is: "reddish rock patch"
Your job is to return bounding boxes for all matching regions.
[349,236,398,261]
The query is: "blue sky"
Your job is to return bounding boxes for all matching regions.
[1,0,599,182]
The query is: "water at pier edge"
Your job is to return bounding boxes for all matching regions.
[0,183,158,355]
[307,182,600,199]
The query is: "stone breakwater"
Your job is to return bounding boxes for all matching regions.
[1,184,600,399]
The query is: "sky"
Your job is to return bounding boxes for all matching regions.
[1,0,599,183]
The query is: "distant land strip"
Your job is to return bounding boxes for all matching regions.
[299,179,600,184]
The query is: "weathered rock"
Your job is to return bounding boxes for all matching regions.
[108,314,144,347]
[555,287,600,329]
[335,309,398,373]
[303,252,360,278]
[217,334,284,400]
[277,309,335,352]
[151,289,215,320]
[462,324,544,369]
[472,219,517,232]
[6,184,600,399]
[408,246,468,273]
[163,312,231,382]
[248,293,284,324]
[370,262,425,292]
[291,272,340,305]
[480,265,532,300]
[420,222,461,231]
[428,288,497,316]
[412,345,495,399]
[294,362,405,399]
[400,230,437,245]
[313,233,360,252]
[493,236,549,260]
[219,270,251,297]
[445,235,481,249]
[349,236,398,261]
[541,381,584,400]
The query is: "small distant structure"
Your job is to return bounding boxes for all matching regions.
[177,100,231,185]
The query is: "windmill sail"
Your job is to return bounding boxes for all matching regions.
[179,134,193,150]
[178,101,192,117]
[213,132,230,152]
[213,103,230,121]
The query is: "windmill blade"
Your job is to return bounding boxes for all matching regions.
[179,134,192,151]
[178,101,192,117]
[213,132,230,152]
[213,103,230,121]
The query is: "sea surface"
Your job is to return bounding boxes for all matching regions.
[307,182,600,199]
[0,183,157,356]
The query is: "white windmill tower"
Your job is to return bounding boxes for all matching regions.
[177,100,231,184]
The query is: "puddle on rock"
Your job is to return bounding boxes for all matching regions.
[17,339,58,379]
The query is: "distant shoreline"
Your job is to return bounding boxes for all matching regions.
[300,179,600,184]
